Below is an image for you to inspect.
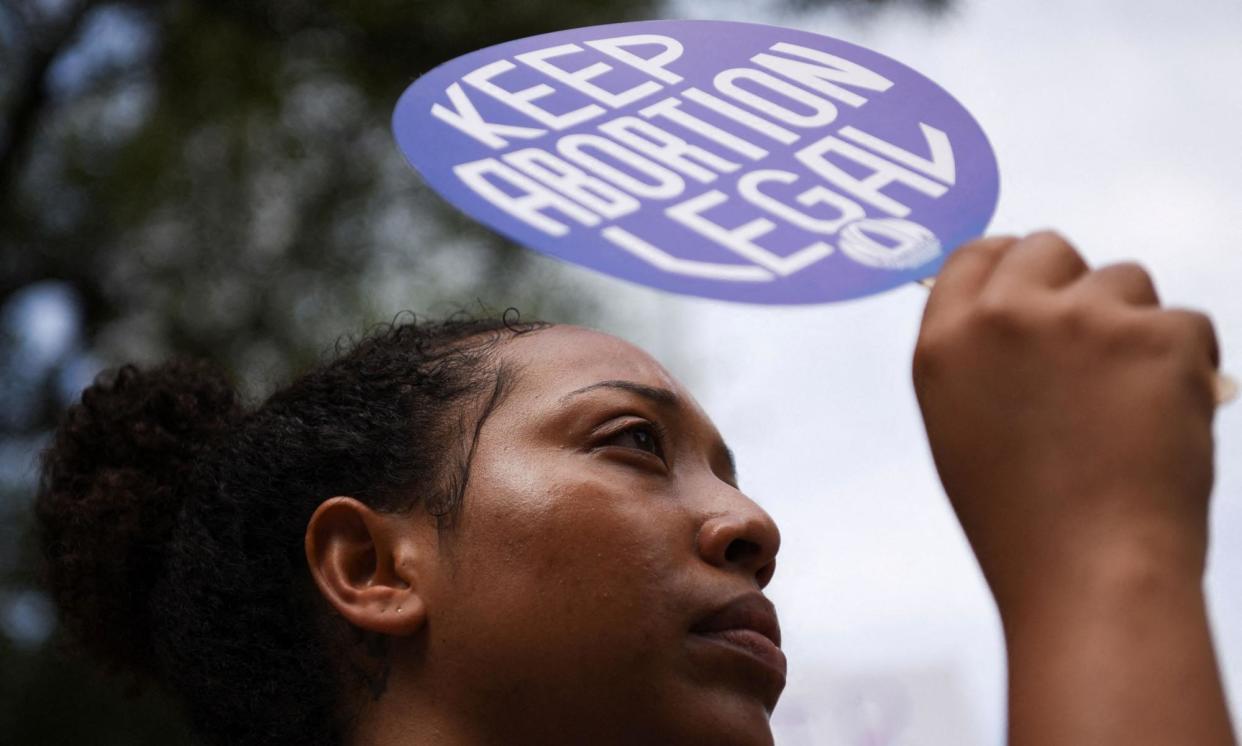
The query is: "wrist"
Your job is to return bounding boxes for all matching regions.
[997,538,1231,746]
[988,518,1206,636]
[994,525,1206,639]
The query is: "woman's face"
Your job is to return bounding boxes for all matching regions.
[419,325,784,745]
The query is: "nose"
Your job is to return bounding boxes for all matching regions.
[696,494,781,589]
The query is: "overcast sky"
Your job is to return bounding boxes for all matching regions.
[533,0,1242,742]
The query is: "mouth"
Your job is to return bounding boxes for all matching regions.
[689,592,787,681]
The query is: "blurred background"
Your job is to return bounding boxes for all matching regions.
[2,0,1239,743]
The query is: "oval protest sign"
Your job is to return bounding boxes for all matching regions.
[393,20,999,304]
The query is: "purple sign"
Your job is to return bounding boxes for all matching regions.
[393,20,999,304]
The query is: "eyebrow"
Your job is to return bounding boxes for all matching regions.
[561,379,679,406]
[560,379,738,483]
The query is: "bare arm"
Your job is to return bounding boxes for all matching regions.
[1002,544,1228,746]
[913,232,1234,745]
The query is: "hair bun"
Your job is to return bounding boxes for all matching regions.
[36,359,244,679]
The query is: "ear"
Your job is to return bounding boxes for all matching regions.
[305,496,432,636]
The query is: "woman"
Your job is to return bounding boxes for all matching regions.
[35,232,1234,745]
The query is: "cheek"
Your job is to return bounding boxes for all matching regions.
[444,464,697,669]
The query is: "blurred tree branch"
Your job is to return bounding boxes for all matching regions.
[0,1,952,740]
[0,0,97,209]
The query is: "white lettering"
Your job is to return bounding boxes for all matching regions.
[682,87,799,145]
[667,190,833,276]
[558,134,685,200]
[516,44,662,109]
[587,34,685,85]
[640,97,768,161]
[738,169,864,235]
[714,68,839,128]
[839,123,956,184]
[838,218,941,269]
[752,42,893,108]
[599,116,740,183]
[430,83,547,149]
[504,148,640,220]
[454,158,599,236]
[796,134,948,217]
[464,59,604,130]
[602,226,773,282]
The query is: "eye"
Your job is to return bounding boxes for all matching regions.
[599,421,666,462]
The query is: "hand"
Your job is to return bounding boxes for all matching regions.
[912,231,1233,746]
[912,231,1220,614]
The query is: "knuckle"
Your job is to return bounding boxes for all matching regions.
[1114,261,1158,298]
[912,321,971,386]
[970,293,1058,344]
[945,235,1016,267]
[1161,308,1208,337]
[1048,296,1091,333]
[1176,310,1220,364]
[1107,312,1162,351]
[1029,229,1087,266]
[1115,260,1152,282]
[1183,309,1216,338]
[1140,311,1214,364]
[969,234,1021,254]
[1027,229,1073,251]
[1027,228,1062,241]
[912,328,951,376]
[972,295,1022,333]
[1171,357,1218,412]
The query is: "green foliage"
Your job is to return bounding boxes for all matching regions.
[0,0,949,741]
[4,0,657,385]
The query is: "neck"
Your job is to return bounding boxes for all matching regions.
[348,672,483,746]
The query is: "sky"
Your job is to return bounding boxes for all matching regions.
[534,0,1242,742]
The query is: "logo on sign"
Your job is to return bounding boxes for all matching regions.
[394,20,999,304]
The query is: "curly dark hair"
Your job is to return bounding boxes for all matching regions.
[34,313,551,745]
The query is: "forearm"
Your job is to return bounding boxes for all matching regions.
[913,233,1232,744]
[1001,543,1234,746]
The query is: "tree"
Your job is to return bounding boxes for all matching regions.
[0,0,949,741]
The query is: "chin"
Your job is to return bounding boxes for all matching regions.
[664,693,777,746]
[683,720,775,746]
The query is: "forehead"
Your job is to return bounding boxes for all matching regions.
[486,325,738,484]
[499,326,691,406]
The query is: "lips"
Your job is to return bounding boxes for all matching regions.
[690,592,786,679]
